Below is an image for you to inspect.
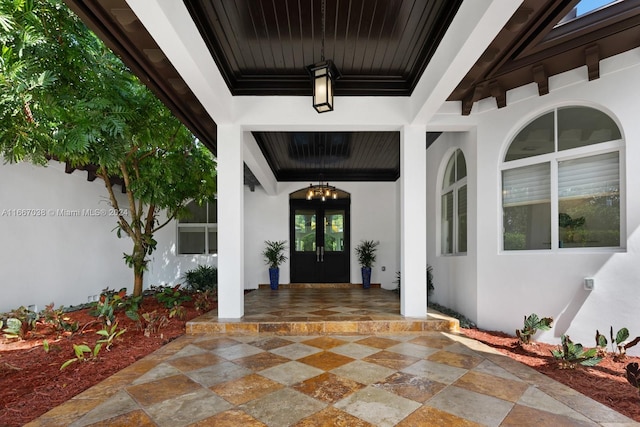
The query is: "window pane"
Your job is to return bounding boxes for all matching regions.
[207,230,218,254]
[441,192,453,254]
[294,210,316,252]
[181,201,207,223]
[505,112,554,161]
[558,152,619,248]
[207,200,217,223]
[443,153,456,189]
[178,227,205,254]
[458,185,467,252]
[456,150,467,180]
[503,163,551,250]
[558,107,621,151]
[324,210,344,252]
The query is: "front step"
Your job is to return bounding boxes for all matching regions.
[258,283,381,289]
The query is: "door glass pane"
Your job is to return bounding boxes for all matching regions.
[294,210,316,252]
[324,210,345,252]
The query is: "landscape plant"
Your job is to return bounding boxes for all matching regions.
[515,313,553,345]
[626,362,640,396]
[596,327,640,360]
[154,285,191,319]
[1,306,38,339]
[551,335,602,369]
[0,0,217,297]
[183,265,217,292]
[41,303,79,334]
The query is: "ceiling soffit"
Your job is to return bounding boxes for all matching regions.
[252,131,400,182]
[183,0,463,96]
[449,0,640,115]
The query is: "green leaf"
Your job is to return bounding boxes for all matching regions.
[580,357,602,367]
[60,358,78,370]
[616,328,629,345]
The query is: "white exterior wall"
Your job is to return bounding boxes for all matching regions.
[0,161,131,312]
[428,48,640,353]
[427,131,478,321]
[244,181,400,289]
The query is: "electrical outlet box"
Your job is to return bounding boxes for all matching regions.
[584,277,595,290]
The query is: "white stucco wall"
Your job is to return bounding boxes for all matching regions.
[244,181,400,289]
[426,131,478,321]
[428,47,640,353]
[0,161,132,312]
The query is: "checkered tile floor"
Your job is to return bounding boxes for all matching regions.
[27,289,636,426]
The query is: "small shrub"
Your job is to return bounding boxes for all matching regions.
[393,265,434,298]
[625,362,640,396]
[155,285,191,319]
[96,322,127,351]
[551,335,601,369]
[60,343,101,370]
[41,303,79,333]
[193,290,215,312]
[140,311,169,337]
[595,327,640,360]
[183,265,218,292]
[1,306,38,339]
[516,313,553,345]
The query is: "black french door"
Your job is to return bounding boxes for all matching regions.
[290,199,350,283]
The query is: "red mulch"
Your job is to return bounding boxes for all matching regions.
[0,296,207,427]
[462,328,640,422]
[2,303,639,426]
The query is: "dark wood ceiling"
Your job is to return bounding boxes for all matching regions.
[184,0,462,96]
[253,131,399,181]
[64,0,640,184]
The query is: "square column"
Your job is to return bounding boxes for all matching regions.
[400,125,427,317]
[217,124,244,318]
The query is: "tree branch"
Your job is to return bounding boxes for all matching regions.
[98,166,133,237]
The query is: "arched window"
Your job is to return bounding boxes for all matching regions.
[502,106,622,250]
[441,149,467,254]
[177,200,217,255]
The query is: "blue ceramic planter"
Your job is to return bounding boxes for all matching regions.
[361,267,372,289]
[269,268,280,290]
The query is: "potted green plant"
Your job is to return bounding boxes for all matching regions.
[262,240,288,290]
[355,240,379,288]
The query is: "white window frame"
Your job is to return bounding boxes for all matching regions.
[501,106,625,253]
[176,200,218,255]
[441,148,467,255]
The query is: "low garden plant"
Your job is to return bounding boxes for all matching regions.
[551,335,602,369]
[596,327,640,360]
[516,313,553,345]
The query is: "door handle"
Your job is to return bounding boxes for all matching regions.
[321,246,324,262]
[316,247,320,262]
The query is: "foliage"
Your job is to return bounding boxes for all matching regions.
[595,327,640,360]
[60,322,125,369]
[154,285,191,319]
[625,362,640,396]
[96,322,126,351]
[550,335,602,369]
[90,288,142,325]
[183,265,217,292]
[427,301,476,329]
[41,303,79,333]
[60,343,101,370]
[262,240,288,269]
[0,0,217,297]
[515,314,553,345]
[193,290,215,312]
[393,265,435,298]
[1,306,37,339]
[355,240,379,268]
[140,310,169,337]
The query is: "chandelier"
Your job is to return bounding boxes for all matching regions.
[307,0,339,113]
[306,176,337,201]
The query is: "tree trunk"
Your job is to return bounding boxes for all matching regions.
[133,270,144,297]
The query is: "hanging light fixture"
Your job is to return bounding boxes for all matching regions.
[306,175,338,201]
[307,0,339,113]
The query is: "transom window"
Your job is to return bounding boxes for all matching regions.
[177,200,217,255]
[441,149,467,254]
[502,106,622,251]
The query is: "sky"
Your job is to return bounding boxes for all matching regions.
[576,0,617,16]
